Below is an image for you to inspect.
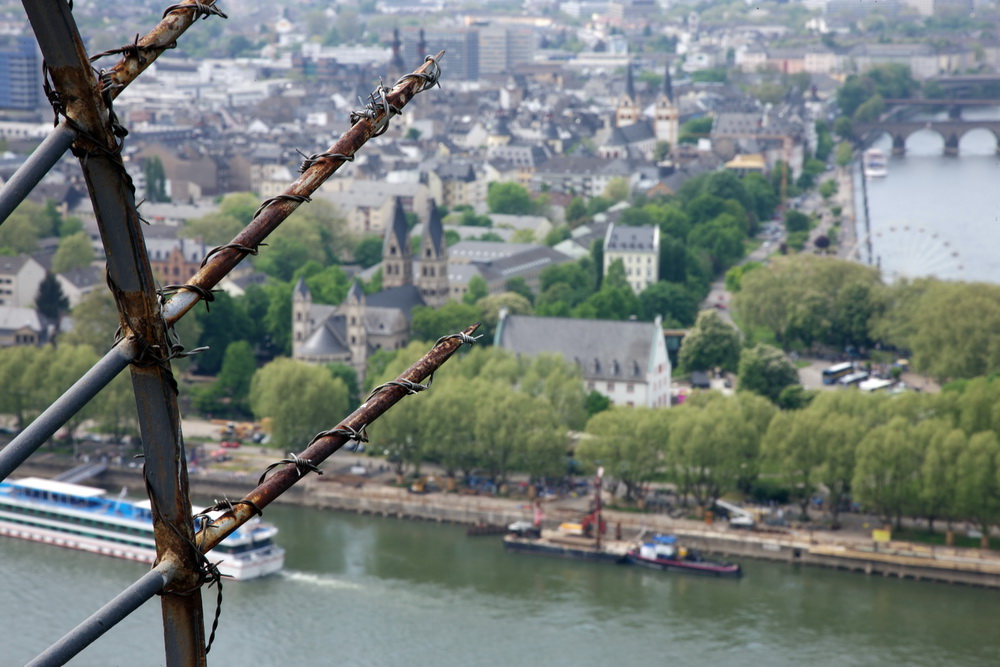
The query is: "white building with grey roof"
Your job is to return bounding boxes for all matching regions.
[495,311,671,408]
[603,223,659,295]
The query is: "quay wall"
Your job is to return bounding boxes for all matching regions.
[13,462,1000,590]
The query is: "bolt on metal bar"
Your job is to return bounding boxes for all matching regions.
[27,564,174,667]
[24,1,206,663]
[194,324,479,553]
[0,343,133,482]
[0,1,226,226]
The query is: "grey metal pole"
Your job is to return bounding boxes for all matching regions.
[0,343,131,482]
[25,2,206,663]
[27,566,172,667]
[0,123,75,223]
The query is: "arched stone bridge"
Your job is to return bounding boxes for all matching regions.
[853,119,1000,155]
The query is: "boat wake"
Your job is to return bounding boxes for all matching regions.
[279,570,363,590]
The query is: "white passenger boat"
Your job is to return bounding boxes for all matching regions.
[0,477,284,580]
[863,148,888,178]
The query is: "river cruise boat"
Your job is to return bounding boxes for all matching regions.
[0,477,284,580]
[626,534,742,577]
[863,148,888,178]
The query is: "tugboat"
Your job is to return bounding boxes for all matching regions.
[626,533,742,577]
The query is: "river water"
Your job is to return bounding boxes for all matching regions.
[2,504,998,666]
[860,112,1000,285]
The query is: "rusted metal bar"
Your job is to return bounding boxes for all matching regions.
[0,1,226,225]
[161,51,445,325]
[23,2,205,664]
[193,324,480,553]
[95,1,228,100]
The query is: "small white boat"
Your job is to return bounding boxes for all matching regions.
[863,148,888,178]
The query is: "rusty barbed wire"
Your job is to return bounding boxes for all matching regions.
[194,323,480,555]
[162,50,446,327]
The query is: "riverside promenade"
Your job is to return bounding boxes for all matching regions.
[16,455,1000,590]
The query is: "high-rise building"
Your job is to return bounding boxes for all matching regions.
[404,28,479,81]
[479,25,535,76]
[0,36,41,111]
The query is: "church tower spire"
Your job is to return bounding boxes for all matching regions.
[382,198,412,289]
[654,61,679,147]
[416,201,449,307]
[292,277,312,359]
[390,27,405,74]
[615,59,639,128]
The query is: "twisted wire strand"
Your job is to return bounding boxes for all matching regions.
[162,2,228,21]
[257,452,323,487]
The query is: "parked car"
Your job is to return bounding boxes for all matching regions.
[220,440,241,449]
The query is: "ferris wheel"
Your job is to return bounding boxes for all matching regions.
[871,225,964,283]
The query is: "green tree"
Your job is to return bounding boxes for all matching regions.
[667,395,762,514]
[214,340,257,415]
[763,409,857,521]
[835,141,855,167]
[193,291,252,375]
[183,192,259,245]
[853,417,924,530]
[410,301,480,343]
[679,309,742,372]
[639,281,697,327]
[487,182,538,215]
[818,179,838,201]
[854,93,886,123]
[734,255,884,348]
[887,280,1000,380]
[249,358,349,449]
[580,407,666,502]
[93,372,139,443]
[421,376,486,486]
[603,177,631,202]
[463,275,490,306]
[353,236,383,268]
[565,197,587,224]
[737,343,800,403]
[678,116,713,145]
[476,292,532,341]
[519,352,588,431]
[297,262,351,305]
[40,344,100,443]
[370,379,426,482]
[262,281,293,356]
[35,273,69,326]
[0,346,42,428]
[0,209,39,254]
[954,431,1000,548]
[474,386,563,489]
[918,420,965,537]
[326,363,361,411]
[143,156,169,203]
[52,232,95,274]
[61,289,119,354]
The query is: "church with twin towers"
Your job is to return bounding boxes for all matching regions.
[292,198,447,381]
[602,60,679,161]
